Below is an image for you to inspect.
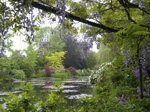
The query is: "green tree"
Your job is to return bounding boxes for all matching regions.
[24,45,37,68]
[63,36,85,69]
[46,51,66,72]
[35,27,65,56]
[95,44,115,65]
[84,51,97,69]
[20,62,34,78]
[9,50,25,70]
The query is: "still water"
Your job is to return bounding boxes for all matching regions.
[0,76,93,108]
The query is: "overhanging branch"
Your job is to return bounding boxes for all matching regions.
[12,0,150,32]
[31,1,119,32]
[118,0,150,14]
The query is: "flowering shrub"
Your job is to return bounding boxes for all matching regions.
[68,67,77,75]
[89,62,112,84]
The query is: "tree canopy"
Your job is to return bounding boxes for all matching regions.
[1,0,150,38]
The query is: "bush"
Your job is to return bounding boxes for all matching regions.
[19,62,34,78]
[110,71,125,86]
[5,83,37,112]
[12,69,26,80]
[89,62,112,84]
[68,67,77,75]
[44,64,51,76]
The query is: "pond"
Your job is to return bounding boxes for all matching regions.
[0,76,93,108]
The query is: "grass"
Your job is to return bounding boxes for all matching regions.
[31,73,46,78]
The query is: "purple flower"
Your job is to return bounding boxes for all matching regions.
[113,45,117,54]
[120,94,126,105]
[85,24,89,29]
[134,69,139,78]
[147,91,149,96]
[133,0,139,5]
[143,84,147,90]
[132,68,140,79]
[50,68,55,72]
[137,87,141,94]
[139,0,144,9]
[143,92,147,96]
[142,69,147,74]
[110,83,113,85]
[142,65,147,74]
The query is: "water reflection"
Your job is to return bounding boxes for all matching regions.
[0,76,93,105]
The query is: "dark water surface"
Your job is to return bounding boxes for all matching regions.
[0,76,93,108]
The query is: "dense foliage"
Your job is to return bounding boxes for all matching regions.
[46,51,66,72]
[0,0,150,111]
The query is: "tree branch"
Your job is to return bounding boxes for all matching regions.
[118,0,150,28]
[12,0,150,32]
[118,0,150,14]
[124,8,136,24]
[31,1,118,32]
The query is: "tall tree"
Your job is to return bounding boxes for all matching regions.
[63,36,85,69]
[9,50,25,70]
[35,27,65,56]
[95,44,115,65]
[24,45,37,68]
